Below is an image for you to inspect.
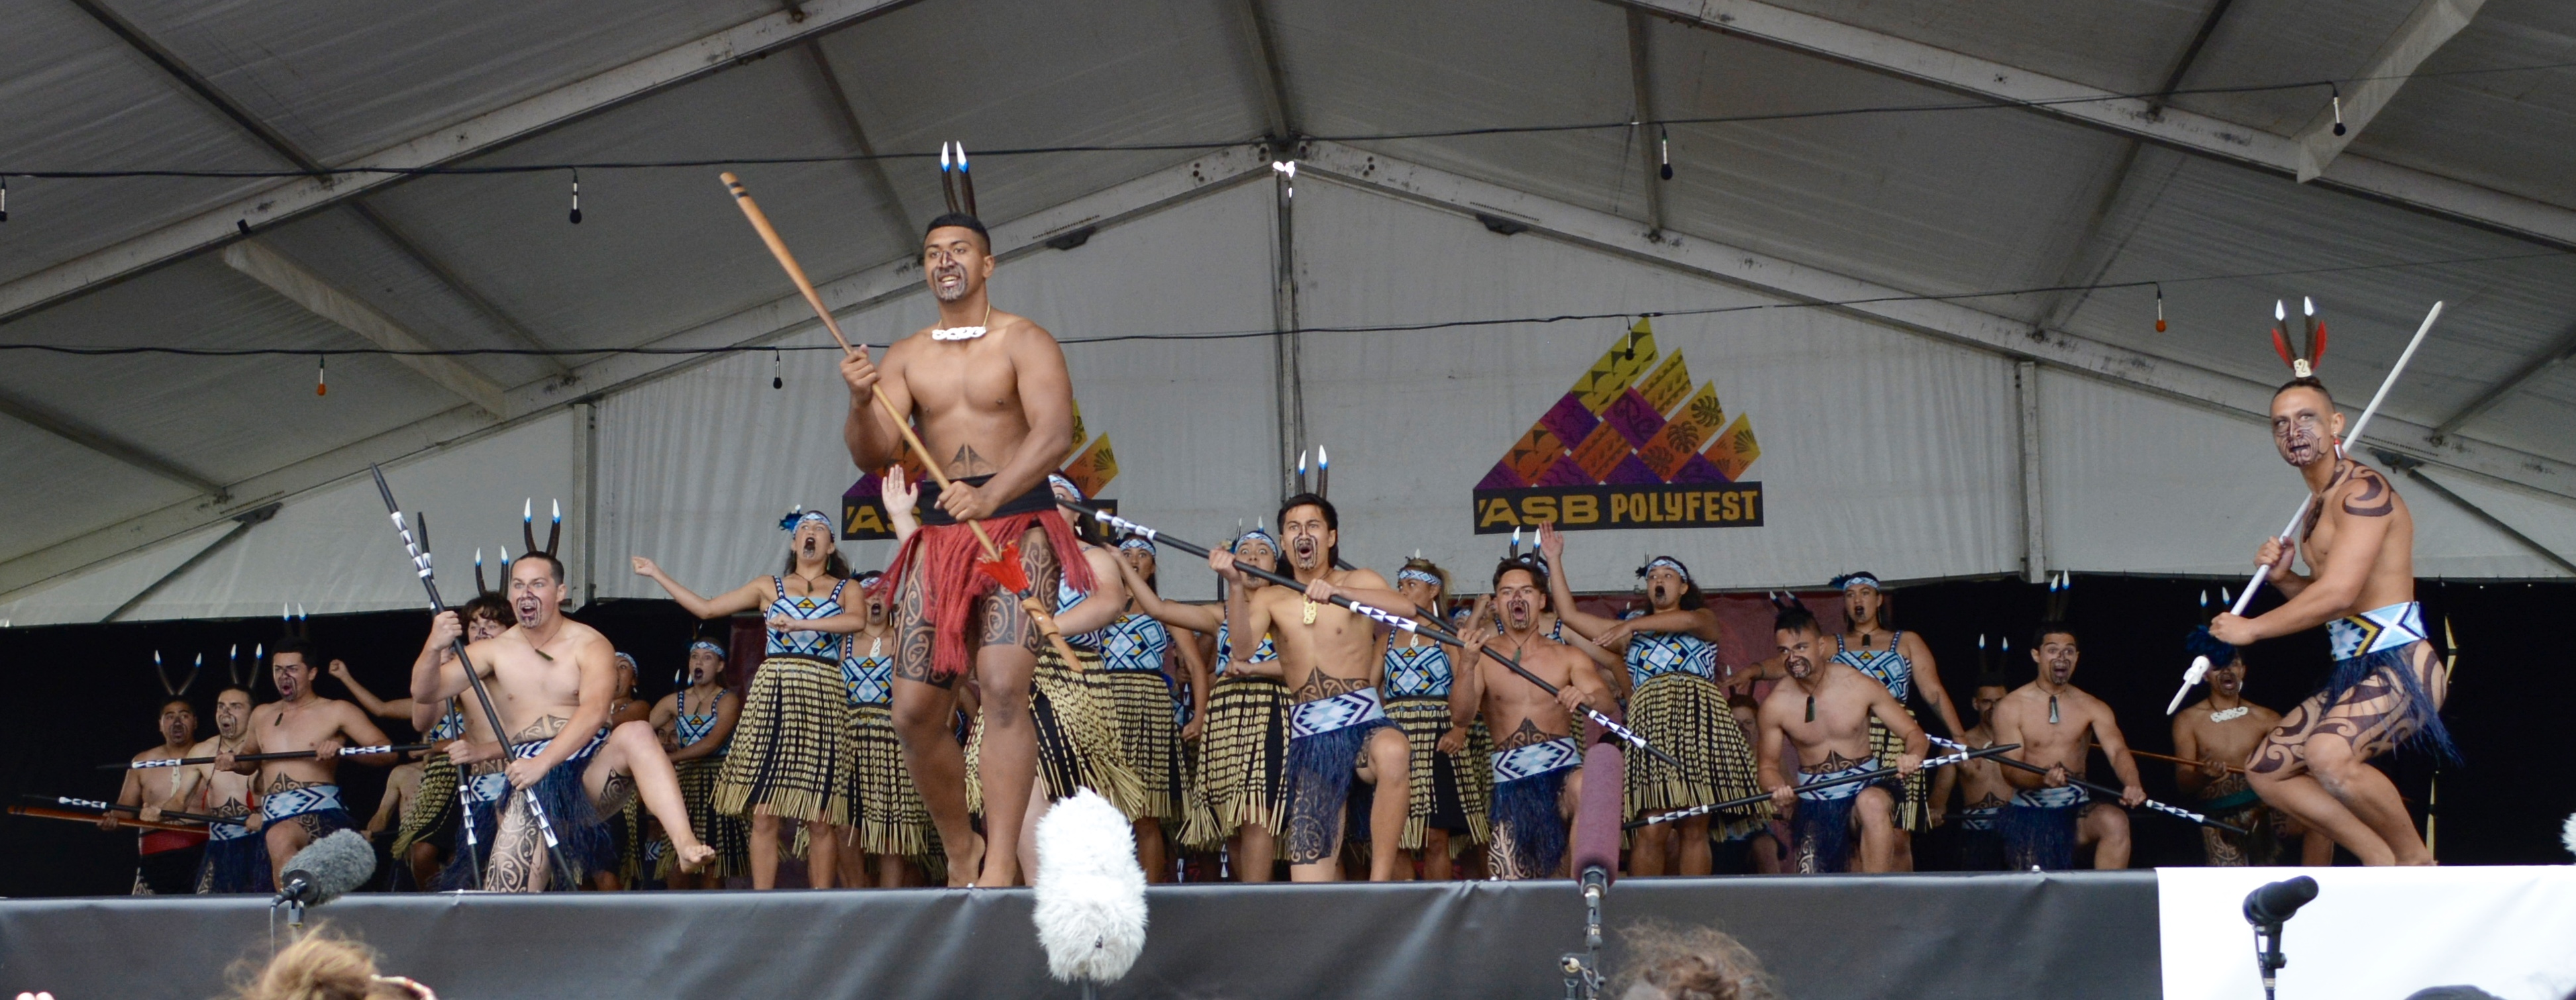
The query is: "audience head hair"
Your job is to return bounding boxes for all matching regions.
[458,593,512,630]
[230,926,434,1000]
[1612,920,1780,1000]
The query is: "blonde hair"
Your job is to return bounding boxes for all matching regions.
[1612,921,1779,1000]
[231,929,425,1000]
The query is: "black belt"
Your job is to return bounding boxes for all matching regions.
[918,474,1056,526]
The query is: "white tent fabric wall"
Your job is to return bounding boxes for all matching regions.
[0,411,576,626]
[592,181,1280,604]
[1291,177,2025,590]
[0,523,235,626]
[2041,373,2576,579]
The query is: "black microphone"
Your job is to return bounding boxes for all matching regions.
[2243,875,2319,1000]
[273,828,377,909]
[2243,875,2319,925]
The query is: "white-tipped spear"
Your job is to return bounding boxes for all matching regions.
[2169,300,2444,711]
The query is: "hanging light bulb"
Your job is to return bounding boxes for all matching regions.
[2329,83,2346,136]
[2154,284,2166,332]
[569,169,583,224]
[1658,125,1673,180]
[1,175,9,223]
[316,355,327,396]
[772,348,783,389]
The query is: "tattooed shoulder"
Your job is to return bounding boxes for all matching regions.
[2340,466,2396,518]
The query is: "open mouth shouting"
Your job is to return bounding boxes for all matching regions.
[515,594,543,623]
[1291,536,1319,568]
[931,264,967,301]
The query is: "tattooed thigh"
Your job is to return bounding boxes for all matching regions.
[2315,670,2415,760]
[980,525,1062,656]
[891,557,941,685]
[2248,693,2329,776]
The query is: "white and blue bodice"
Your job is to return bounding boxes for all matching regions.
[766,576,850,659]
[674,688,727,752]
[1097,611,1169,674]
[1214,619,1277,675]
[841,633,894,707]
[1383,636,1453,699]
[1625,628,1720,687]
[1833,632,1913,702]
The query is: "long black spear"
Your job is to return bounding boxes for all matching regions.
[1625,743,2022,829]
[1925,736,2246,834]
[368,464,575,889]
[1060,499,1680,770]
[99,744,431,770]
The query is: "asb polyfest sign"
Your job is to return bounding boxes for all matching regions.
[843,401,1119,540]
[1472,318,1762,533]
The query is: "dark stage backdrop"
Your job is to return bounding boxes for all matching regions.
[3,579,2568,896]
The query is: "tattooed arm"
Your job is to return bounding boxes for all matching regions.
[2217,464,2400,644]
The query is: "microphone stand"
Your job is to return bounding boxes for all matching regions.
[2253,919,2286,1000]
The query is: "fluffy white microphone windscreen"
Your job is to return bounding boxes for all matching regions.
[1033,789,1149,984]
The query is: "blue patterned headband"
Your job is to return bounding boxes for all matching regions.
[1396,567,1443,589]
[1638,556,1692,584]
[1233,528,1278,556]
[1049,474,1083,503]
[1118,536,1155,554]
[688,640,725,658]
[1833,572,1884,592]
[779,508,831,532]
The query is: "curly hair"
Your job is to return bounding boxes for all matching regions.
[1612,921,1779,1000]
[229,928,428,1000]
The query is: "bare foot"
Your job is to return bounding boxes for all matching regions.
[947,831,986,887]
[678,842,716,874]
[976,851,1021,889]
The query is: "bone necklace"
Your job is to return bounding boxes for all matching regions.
[931,302,994,342]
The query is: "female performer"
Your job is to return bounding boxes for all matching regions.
[1830,572,1964,871]
[1385,558,1489,879]
[1544,530,1764,875]
[646,638,747,887]
[632,509,855,889]
[1125,526,1288,881]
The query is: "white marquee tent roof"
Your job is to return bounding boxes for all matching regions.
[4,0,2571,624]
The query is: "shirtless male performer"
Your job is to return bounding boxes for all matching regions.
[190,685,270,892]
[1986,625,2145,870]
[2173,633,2330,866]
[101,698,209,894]
[214,640,396,888]
[1927,681,2014,870]
[2208,376,2450,866]
[1758,608,1925,874]
[1444,556,1616,880]
[1208,494,1412,881]
[839,210,1092,887]
[409,555,714,890]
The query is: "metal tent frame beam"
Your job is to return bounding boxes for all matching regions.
[1296,140,2573,503]
[2294,0,2487,182]
[0,144,1272,601]
[1,0,919,325]
[1617,0,2576,251]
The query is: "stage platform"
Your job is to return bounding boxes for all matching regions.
[0,872,2157,999]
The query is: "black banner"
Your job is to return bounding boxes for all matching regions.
[1472,481,1762,533]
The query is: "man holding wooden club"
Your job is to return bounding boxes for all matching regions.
[840,203,1094,889]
